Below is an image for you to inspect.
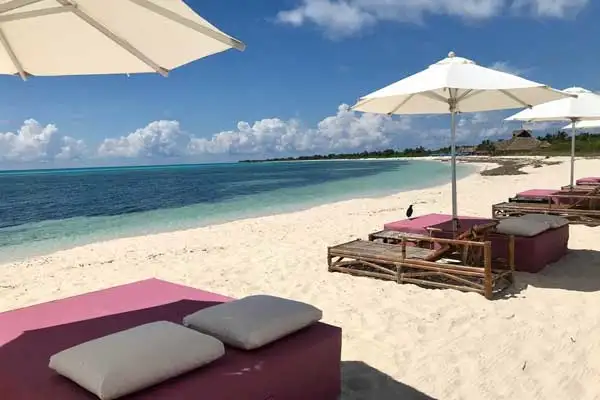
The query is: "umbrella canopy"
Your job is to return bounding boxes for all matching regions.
[506,87,600,122]
[351,51,570,227]
[506,87,600,187]
[0,0,245,79]
[562,120,600,130]
[352,52,568,115]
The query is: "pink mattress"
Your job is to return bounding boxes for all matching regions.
[0,279,342,400]
[576,177,600,185]
[516,189,558,198]
[383,213,481,235]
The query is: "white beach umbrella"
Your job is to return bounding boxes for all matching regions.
[506,87,600,187]
[0,0,245,79]
[351,51,570,227]
[562,119,600,131]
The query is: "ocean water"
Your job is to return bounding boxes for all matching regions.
[0,160,475,262]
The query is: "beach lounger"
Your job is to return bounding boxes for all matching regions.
[0,279,342,400]
[561,178,600,191]
[492,202,600,226]
[380,213,569,273]
[328,229,515,300]
[494,185,600,226]
[512,187,600,206]
[575,177,600,186]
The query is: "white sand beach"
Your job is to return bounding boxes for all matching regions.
[1,156,599,399]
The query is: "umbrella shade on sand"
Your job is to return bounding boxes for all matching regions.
[0,0,245,79]
[351,51,570,227]
[506,87,600,187]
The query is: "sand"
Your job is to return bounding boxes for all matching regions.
[2,156,600,399]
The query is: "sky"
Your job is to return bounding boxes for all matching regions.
[0,0,599,169]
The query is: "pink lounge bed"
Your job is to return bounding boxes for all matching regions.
[428,217,569,273]
[0,279,342,400]
[383,213,481,235]
[384,214,569,273]
[576,177,600,185]
[515,189,561,204]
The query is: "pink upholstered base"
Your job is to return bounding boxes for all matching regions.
[489,226,569,273]
[431,220,569,273]
[0,279,342,400]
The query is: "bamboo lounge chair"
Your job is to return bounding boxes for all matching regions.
[493,185,600,226]
[327,224,515,300]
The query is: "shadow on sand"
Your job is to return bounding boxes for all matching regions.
[502,249,600,297]
[341,361,436,400]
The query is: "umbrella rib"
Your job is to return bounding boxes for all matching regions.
[55,0,169,77]
[498,89,531,108]
[128,0,246,52]
[0,0,43,14]
[419,91,448,104]
[0,27,27,80]
[387,94,415,115]
[350,97,374,110]
[0,6,73,22]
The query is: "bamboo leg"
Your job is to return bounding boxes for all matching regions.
[484,241,493,299]
[398,237,406,283]
[508,235,515,284]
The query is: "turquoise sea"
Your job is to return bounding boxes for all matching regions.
[0,159,475,263]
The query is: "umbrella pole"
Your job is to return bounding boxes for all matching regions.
[450,109,458,231]
[570,119,576,188]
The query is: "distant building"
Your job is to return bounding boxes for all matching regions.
[457,146,476,155]
[495,129,550,153]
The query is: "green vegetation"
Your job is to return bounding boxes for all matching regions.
[239,131,600,163]
[537,131,600,154]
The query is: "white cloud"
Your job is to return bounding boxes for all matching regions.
[3,105,556,166]
[276,0,589,38]
[511,0,589,18]
[97,120,190,158]
[418,111,514,148]
[97,105,528,160]
[99,105,413,158]
[488,61,528,76]
[0,119,86,162]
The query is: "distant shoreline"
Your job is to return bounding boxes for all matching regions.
[239,152,600,164]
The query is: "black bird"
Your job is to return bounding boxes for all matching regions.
[406,204,414,219]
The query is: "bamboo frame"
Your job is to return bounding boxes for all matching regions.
[542,186,599,208]
[328,234,515,300]
[492,202,600,226]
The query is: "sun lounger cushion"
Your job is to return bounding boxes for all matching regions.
[48,321,225,400]
[183,295,322,350]
[519,213,569,229]
[495,218,550,237]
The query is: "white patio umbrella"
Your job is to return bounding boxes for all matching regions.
[351,51,570,228]
[562,119,600,131]
[0,0,245,79]
[506,87,600,188]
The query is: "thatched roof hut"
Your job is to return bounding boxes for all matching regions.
[495,129,549,152]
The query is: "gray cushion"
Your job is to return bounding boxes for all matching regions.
[495,217,550,237]
[183,295,322,350]
[49,321,225,400]
[519,213,569,229]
